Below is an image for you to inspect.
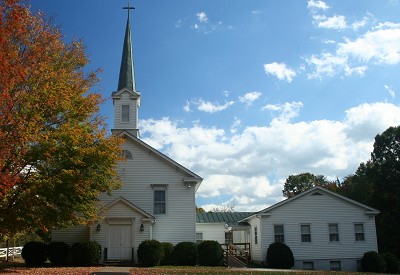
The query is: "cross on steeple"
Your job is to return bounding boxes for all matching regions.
[123,2,135,19]
[118,1,136,93]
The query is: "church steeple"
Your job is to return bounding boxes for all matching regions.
[112,4,141,138]
[118,5,136,92]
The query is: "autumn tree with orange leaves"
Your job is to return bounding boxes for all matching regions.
[0,0,122,238]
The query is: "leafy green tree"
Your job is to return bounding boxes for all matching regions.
[282,172,328,198]
[369,126,400,258]
[196,206,206,213]
[337,162,374,205]
[0,0,122,238]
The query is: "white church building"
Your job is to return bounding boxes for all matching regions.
[52,8,202,263]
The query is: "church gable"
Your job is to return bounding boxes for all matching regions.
[100,197,155,220]
[119,131,202,184]
[112,88,140,100]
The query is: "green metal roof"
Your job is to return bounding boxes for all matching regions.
[196,212,255,224]
[118,12,136,92]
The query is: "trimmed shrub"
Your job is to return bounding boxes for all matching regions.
[381,252,400,274]
[71,241,101,266]
[266,242,294,269]
[174,241,198,266]
[161,242,175,265]
[137,240,164,267]
[47,242,70,265]
[198,240,223,266]
[21,241,47,266]
[362,251,386,273]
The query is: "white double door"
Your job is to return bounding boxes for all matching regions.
[108,224,132,260]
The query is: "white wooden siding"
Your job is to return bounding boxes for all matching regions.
[99,138,197,244]
[51,225,89,247]
[248,217,262,262]
[258,192,378,264]
[53,134,198,255]
[114,92,138,130]
[91,200,152,261]
[196,223,226,244]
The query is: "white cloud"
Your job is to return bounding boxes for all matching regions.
[175,19,183,28]
[189,11,228,34]
[196,11,208,23]
[305,52,367,79]
[239,91,262,106]
[384,85,396,99]
[337,25,400,65]
[307,0,329,11]
[352,16,369,31]
[263,102,303,123]
[374,22,400,30]
[304,22,400,79]
[322,39,336,44]
[140,102,400,211]
[230,117,241,134]
[264,62,296,82]
[314,15,347,29]
[183,101,191,112]
[196,99,235,113]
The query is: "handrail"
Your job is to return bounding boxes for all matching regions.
[222,242,250,267]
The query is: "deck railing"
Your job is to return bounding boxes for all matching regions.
[221,242,251,267]
[0,246,23,260]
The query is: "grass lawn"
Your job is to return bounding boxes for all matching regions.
[0,259,374,274]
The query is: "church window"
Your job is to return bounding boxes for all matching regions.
[121,150,132,159]
[154,190,166,214]
[274,225,285,243]
[121,105,130,122]
[254,226,258,244]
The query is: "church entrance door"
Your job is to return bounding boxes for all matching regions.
[108,224,132,260]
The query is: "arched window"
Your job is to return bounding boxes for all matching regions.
[122,150,133,159]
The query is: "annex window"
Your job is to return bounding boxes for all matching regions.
[301,224,311,242]
[254,226,258,245]
[329,224,339,242]
[355,223,365,241]
[121,105,130,122]
[225,231,233,244]
[303,262,314,270]
[196,232,203,244]
[330,261,341,271]
[153,190,166,214]
[274,225,285,243]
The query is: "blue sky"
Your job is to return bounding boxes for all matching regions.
[30,0,400,211]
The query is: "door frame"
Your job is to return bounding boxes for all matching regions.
[106,218,135,260]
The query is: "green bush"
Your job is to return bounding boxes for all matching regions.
[137,240,164,267]
[381,252,400,274]
[174,241,198,266]
[362,251,386,273]
[21,241,47,266]
[71,241,101,266]
[266,242,294,269]
[47,242,70,265]
[161,242,175,265]
[198,240,223,266]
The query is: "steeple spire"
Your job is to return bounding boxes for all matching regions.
[118,3,136,92]
[112,3,140,138]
